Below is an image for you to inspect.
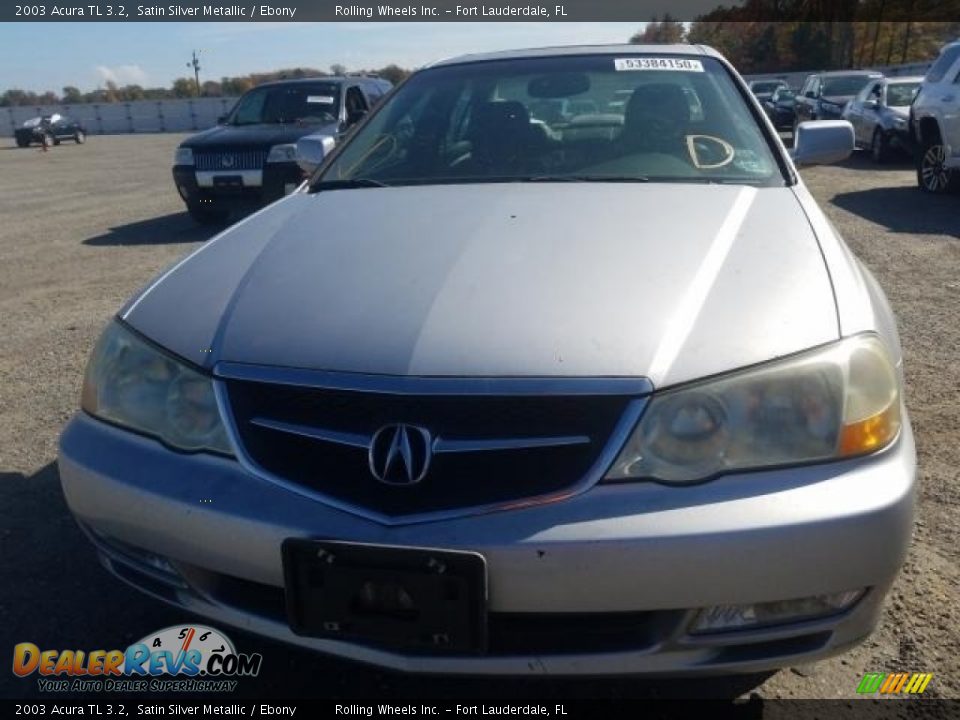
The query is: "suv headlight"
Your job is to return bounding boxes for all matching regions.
[605,335,900,485]
[174,147,194,165]
[81,322,233,456]
[266,144,297,163]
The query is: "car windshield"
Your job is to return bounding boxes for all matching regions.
[822,75,876,97]
[752,82,783,93]
[886,82,920,107]
[228,83,341,126]
[775,89,795,102]
[316,54,783,188]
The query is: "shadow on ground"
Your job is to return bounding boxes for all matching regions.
[83,212,231,247]
[831,184,960,237]
[0,463,773,700]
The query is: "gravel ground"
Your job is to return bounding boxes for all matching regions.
[0,134,957,703]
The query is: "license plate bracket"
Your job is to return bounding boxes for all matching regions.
[282,539,488,654]
[212,175,243,191]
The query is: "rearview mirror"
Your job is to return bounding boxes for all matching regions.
[791,120,854,167]
[528,73,591,99]
[296,133,336,174]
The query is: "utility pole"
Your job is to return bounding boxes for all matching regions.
[187,50,202,97]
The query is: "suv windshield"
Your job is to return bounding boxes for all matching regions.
[228,82,341,126]
[316,54,783,188]
[822,75,876,97]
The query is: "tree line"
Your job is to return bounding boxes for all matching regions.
[633,1,960,74]
[0,64,411,108]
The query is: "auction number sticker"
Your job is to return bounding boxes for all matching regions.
[615,58,705,72]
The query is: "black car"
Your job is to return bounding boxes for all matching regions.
[794,70,882,130]
[748,79,788,102]
[172,76,392,224]
[763,86,797,131]
[14,114,86,147]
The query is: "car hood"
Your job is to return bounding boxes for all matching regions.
[122,183,840,389]
[181,122,338,149]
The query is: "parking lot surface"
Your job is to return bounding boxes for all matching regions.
[1,134,957,700]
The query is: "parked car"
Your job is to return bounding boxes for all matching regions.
[795,70,883,129]
[172,75,392,224]
[748,78,789,102]
[911,40,960,193]
[14,113,86,148]
[763,86,797,130]
[843,76,922,163]
[60,44,913,677]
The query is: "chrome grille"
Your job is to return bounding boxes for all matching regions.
[219,370,648,524]
[194,150,267,171]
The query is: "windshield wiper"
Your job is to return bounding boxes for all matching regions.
[311,178,391,191]
[525,175,651,183]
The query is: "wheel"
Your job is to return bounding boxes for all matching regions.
[916,136,957,194]
[53,137,61,146]
[74,130,86,144]
[15,137,29,148]
[871,128,890,164]
[187,204,230,225]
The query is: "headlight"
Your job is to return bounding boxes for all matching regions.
[266,144,297,163]
[81,322,233,455]
[605,335,900,485]
[174,147,194,165]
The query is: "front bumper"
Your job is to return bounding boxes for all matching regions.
[172,163,305,209]
[58,411,916,676]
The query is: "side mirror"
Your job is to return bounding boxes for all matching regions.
[864,99,879,109]
[295,133,336,174]
[791,120,854,167]
[216,115,227,124]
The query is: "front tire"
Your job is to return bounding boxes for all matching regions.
[871,128,891,164]
[187,204,230,226]
[917,136,957,194]
[15,137,29,148]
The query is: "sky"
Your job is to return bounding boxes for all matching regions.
[0,22,646,93]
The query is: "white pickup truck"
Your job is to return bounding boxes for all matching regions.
[911,40,960,193]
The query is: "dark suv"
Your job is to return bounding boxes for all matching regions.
[794,70,882,130]
[172,76,392,224]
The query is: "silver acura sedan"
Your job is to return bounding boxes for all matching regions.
[59,44,915,676]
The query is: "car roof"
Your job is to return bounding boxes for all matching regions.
[818,70,883,77]
[429,43,721,68]
[882,75,924,84]
[253,76,389,89]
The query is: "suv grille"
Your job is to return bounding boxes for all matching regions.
[194,150,268,171]
[224,378,640,519]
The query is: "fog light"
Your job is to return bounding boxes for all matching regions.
[690,589,865,634]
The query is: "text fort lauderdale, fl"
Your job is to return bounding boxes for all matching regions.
[335,5,566,17]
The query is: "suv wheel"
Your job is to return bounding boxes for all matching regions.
[871,128,890,164]
[15,137,29,148]
[917,137,956,193]
[187,204,230,226]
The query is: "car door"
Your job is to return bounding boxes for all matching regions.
[860,81,885,144]
[798,75,819,122]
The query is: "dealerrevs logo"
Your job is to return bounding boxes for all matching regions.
[13,625,262,693]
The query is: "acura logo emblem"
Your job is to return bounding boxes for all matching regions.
[221,155,234,168]
[368,424,432,486]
